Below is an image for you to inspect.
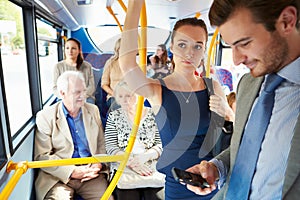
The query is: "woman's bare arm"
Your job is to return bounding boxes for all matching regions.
[119,0,159,102]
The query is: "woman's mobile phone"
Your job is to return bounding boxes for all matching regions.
[171,167,210,189]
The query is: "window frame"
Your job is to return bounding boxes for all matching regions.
[0,0,64,161]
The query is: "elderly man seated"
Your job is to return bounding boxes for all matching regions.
[34,71,113,200]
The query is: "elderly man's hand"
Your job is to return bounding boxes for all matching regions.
[71,163,102,182]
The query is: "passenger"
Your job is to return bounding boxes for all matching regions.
[35,71,113,200]
[53,38,95,104]
[105,80,164,200]
[148,44,173,79]
[186,0,300,199]
[119,1,230,199]
[101,38,123,111]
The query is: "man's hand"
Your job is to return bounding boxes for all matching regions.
[185,161,219,195]
[70,163,102,182]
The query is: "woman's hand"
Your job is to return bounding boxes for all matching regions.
[127,154,149,169]
[209,94,234,121]
[130,163,153,176]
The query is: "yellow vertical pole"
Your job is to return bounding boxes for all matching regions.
[206,28,219,78]
[106,6,123,32]
[117,0,127,12]
[194,12,201,18]
[101,1,147,199]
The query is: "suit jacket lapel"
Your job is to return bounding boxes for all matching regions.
[82,106,97,154]
[56,103,73,145]
[231,74,264,167]
[282,114,300,197]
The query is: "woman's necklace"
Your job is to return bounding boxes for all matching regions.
[180,92,192,103]
[170,73,199,103]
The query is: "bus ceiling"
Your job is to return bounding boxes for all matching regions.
[35,0,215,33]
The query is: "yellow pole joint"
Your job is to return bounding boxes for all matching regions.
[6,160,28,174]
[1,161,28,199]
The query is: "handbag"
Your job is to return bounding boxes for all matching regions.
[110,159,165,189]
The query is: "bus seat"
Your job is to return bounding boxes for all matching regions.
[216,68,233,92]
[83,52,113,89]
[95,75,109,128]
[82,52,113,127]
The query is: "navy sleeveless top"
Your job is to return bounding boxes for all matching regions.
[155,79,217,200]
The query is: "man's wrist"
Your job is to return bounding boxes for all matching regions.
[210,158,227,188]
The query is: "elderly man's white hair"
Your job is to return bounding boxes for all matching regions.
[57,71,85,95]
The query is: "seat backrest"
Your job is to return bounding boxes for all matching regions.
[83,52,113,88]
[216,68,233,92]
[83,52,113,127]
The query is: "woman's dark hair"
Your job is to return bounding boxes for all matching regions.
[154,44,168,65]
[171,17,208,44]
[65,38,84,70]
[209,0,300,32]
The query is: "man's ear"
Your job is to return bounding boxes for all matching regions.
[277,6,298,35]
[59,90,64,98]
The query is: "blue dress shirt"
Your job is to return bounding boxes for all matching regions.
[62,104,92,158]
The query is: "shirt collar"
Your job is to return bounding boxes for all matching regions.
[62,103,82,118]
[277,56,300,85]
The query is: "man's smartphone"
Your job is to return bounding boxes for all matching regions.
[171,167,210,189]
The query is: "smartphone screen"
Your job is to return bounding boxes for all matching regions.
[171,167,210,188]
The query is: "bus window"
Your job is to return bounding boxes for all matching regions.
[36,19,60,103]
[1,1,32,136]
[220,48,249,91]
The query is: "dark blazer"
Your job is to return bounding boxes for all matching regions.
[213,73,300,200]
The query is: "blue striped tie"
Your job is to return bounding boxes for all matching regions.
[226,73,284,200]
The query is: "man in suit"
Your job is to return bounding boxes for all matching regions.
[34,71,113,200]
[185,0,300,199]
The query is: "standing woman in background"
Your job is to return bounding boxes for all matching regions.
[53,38,95,103]
[119,0,230,199]
[101,38,123,110]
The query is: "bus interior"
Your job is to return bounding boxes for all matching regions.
[0,0,250,199]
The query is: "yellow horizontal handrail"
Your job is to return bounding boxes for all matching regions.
[0,154,125,199]
[6,155,125,172]
[0,152,139,199]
